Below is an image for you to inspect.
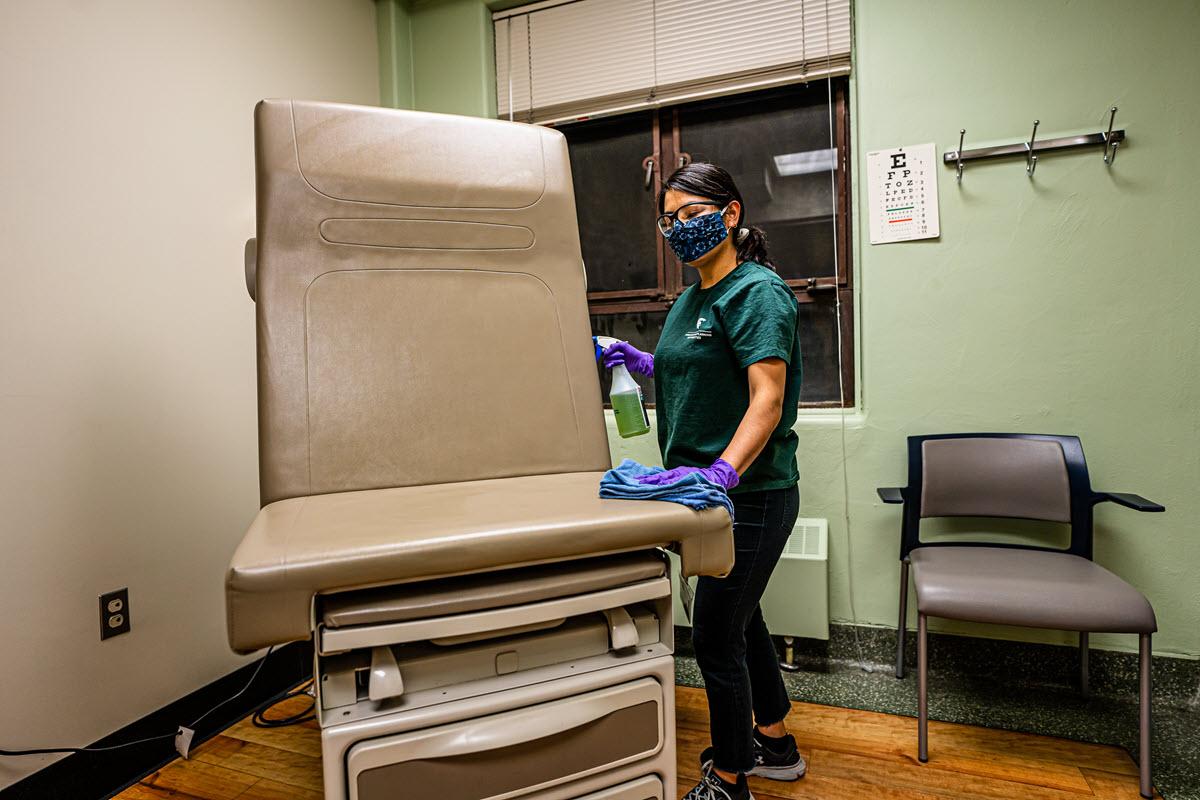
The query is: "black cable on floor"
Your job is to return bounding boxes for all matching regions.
[251,680,316,728]
[0,645,275,757]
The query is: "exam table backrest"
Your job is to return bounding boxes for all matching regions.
[252,100,611,505]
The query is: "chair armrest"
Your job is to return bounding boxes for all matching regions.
[1094,492,1165,513]
[877,487,905,504]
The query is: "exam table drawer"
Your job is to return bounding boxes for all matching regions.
[346,677,665,800]
[563,775,664,800]
[319,575,671,654]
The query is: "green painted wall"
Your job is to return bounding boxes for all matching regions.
[834,0,1200,659]
[384,0,1200,659]
[376,0,414,109]
[376,0,495,117]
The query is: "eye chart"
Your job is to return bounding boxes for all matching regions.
[867,142,940,244]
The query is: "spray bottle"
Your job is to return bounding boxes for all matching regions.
[593,336,651,438]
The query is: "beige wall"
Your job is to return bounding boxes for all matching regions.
[0,1,379,787]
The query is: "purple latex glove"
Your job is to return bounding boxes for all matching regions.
[602,341,654,377]
[636,458,740,490]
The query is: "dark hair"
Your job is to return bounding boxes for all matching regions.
[657,162,774,270]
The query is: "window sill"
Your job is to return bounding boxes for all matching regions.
[793,407,867,429]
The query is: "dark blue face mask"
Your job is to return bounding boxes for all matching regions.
[665,205,730,264]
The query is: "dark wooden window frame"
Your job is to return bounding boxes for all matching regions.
[581,79,855,409]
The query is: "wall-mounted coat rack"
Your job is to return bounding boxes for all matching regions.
[946,107,1125,182]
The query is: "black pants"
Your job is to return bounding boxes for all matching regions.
[692,484,798,773]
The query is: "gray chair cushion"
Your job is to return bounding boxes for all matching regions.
[910,546,1156,633]
[920,438,1071,522]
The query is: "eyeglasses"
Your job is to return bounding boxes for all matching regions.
[656,201,729,237]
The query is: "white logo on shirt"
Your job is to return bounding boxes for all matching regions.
[685,316,713,341]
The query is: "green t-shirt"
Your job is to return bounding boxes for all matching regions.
[654,261,802,494]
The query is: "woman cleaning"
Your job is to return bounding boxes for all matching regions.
[603,162,805,800]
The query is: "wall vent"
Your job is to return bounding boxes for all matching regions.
[669,518,829,641]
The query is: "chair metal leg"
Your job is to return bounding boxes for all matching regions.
[1079,632,1090,697]
[1139,633,1152,798]
[896,560,910,679]
[917,612,928,763]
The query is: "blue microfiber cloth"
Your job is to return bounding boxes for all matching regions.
[599,459,735,520]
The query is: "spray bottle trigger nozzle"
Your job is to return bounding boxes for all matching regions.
[593,335,621,363]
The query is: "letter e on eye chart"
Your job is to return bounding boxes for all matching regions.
[867,143,940,244]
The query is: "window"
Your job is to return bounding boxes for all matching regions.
[563,80,854,407]
[494,0,852,125]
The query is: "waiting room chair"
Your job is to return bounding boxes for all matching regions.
[877,433,1164,799]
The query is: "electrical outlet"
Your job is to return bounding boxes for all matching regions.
[99,588,131,640]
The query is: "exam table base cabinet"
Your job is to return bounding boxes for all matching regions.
[313,552,679,800]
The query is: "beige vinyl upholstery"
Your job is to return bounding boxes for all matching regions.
[226,101,733,654]
[229,474,730,652]
[252,100,609,504]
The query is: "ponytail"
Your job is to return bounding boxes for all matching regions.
[734,225,774,271]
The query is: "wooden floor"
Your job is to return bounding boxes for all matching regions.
[118,685,1157,800]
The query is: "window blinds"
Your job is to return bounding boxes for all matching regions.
[494,0,852,125]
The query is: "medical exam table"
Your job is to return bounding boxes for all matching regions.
[225,100,734,800]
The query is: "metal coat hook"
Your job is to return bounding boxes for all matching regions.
[1103,106,1119,165]
[945,113,1126,176]
[1026,120,1040,177]
[955,129,965,182]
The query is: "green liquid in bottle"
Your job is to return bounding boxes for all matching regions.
[611,389,650,438]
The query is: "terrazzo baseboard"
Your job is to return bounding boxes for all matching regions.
[675,623,1200,706]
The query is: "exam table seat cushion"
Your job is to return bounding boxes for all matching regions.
[227,471,732,653]
[910,546,1157,633]
[321,549,666,629]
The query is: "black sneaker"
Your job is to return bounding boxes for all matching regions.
[682,764,754,800]
[699,729,807,782]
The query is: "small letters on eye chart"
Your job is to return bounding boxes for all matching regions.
[867,143,940,244]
